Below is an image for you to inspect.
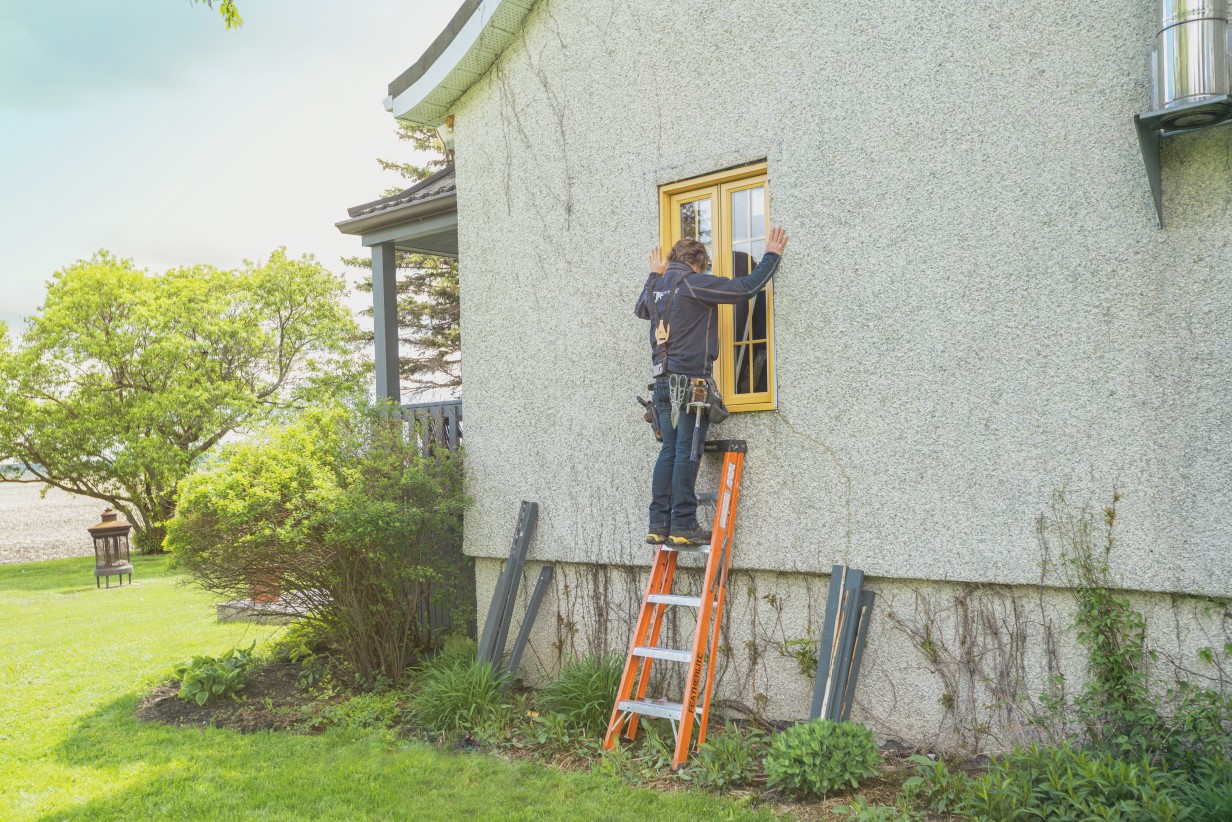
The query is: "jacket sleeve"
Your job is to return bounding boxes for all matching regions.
[681,252,780,306]
[634,272,658,318]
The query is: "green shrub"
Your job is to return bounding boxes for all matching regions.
[957,742,1185,821]
[904,747,1232,822]
[167,403,471,686]
[538,654,623,737]
[764,720,882,799]
[1039,491,1232,767]
[175,643,257,705]
[637,720,677,772]
[526,711,578,753]
[900,754,968,815]
[318,690,405,734]
[409,654,511,733]
[1173,755,1232,822]
[834,796,919,821]
[685,722,763,792]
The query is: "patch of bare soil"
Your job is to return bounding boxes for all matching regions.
[137,660,333,733]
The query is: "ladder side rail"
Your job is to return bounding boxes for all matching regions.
[693,451,743,748]
[626,554,679,741]
[605,548,676,749]
[671,450,740,768]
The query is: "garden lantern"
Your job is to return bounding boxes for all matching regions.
[88,508,133,588]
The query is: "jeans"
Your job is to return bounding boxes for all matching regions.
[648,378,710,532]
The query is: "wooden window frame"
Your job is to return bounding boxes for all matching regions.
[658,161,775,412]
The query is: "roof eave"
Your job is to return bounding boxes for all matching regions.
[383,0,537,126]
[335,194,458,238]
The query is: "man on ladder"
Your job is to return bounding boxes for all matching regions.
[635,227,789,547]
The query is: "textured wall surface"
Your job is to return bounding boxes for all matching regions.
[451,0,1232,598]
[478,556,1230,746]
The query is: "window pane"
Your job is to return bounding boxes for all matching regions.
[681,201,697,240]
[731,189,749,243]
[732,343,752,395]
[750,340,769,393]
[750,185,765,220]
[679,198,713,265]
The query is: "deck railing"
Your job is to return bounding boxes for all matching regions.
[398,398,472,637]
[399,399,463,454]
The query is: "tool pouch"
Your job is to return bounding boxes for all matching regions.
[637,393,662,441]
[705,377,729,425]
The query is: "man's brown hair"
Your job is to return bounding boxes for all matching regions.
[669,238,710,272]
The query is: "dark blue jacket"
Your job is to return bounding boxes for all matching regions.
[635,252,780,378]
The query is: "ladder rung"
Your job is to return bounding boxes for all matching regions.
[662,544,709,554]
[646,594,702,607]
[618,698,704,721]
[632,646,692,663]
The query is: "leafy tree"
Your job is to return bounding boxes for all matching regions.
[190,0,243,29]
[346,124,461,395]
[0,249,362,552]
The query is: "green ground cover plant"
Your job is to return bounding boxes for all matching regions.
[0,555,778,821]
[174,642,257,705]
[845,491,1232,820]
[409,652,511,733]
[537,653,623,736]
[685,722,766,792]
[764,719,882,799]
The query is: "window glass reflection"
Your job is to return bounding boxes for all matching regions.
[731,186,767,395]
[680,199,713,265]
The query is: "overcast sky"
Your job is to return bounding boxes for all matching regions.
[0,0,457,333]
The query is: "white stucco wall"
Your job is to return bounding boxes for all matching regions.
[444,0,1231,733]
[478,557,1229,753]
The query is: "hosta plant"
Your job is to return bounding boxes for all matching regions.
[175,643,257,706]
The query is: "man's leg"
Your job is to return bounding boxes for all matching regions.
[668,406,710,542]
[647,379,674,542]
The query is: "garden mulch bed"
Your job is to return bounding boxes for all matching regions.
[137,660,334,733]
[139,665,957,819]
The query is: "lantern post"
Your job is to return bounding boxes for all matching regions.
[88,508,133,588]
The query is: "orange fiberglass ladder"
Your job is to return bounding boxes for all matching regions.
[603,439,746,769]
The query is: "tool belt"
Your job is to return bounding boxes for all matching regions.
[636,375,727,441]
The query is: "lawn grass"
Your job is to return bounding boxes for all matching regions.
[0,556,778,821]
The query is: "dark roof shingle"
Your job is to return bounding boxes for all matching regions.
[346,165,456,219]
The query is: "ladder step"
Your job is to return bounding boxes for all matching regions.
[662,544,709,554]
[632,646,692,663]
[646,594,702,607]
[618,698,704,721]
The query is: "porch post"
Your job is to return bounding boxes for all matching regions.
[372,241,400,403]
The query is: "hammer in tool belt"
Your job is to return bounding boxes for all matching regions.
[687,378,709,461]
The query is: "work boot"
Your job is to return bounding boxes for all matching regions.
[645,529,669,545]
[668,527,712,547]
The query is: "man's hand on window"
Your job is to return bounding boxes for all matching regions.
[648,245,669,275]
[765,226,789,256]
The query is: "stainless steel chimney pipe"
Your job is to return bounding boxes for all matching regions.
[1158,0,1229,118]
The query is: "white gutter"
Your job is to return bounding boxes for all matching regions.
[384,0,537,126]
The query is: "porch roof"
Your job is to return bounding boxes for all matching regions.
[335,165,458,256]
